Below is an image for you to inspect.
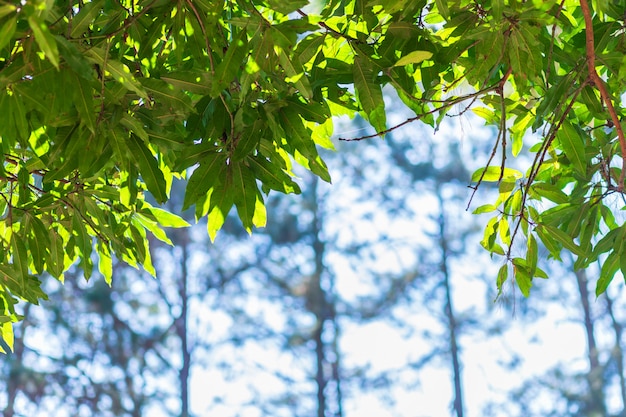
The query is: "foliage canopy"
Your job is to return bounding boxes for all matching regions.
[0,0,625,349]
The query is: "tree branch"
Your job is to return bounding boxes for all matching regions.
[580,0,626,190]
[339,84,499,141]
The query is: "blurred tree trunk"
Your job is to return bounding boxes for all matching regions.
[308,176,342,417]
[435,186,464,417]
[574,268,606,416]
[606,291,626,415]
[3,305,30,417]
[176,234,191,417]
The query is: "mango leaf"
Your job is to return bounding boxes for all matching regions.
[27,215,50,275]
[28,16,59,69]
[513,258,532,297]
[212,30,248,96]
[73,73,96,133]
[264,0,308,14]
[85,47,148,99]
[597,252,619,296]
[207,181,234,242]
[473,204,497,214]
[0,16,16,51]
[134,213,174,245]
[183,153,226,210]
[248,154,301,194]
[277,47,313,100]
[231,161,259,232]
[535,224,562,261]
[70,0,104,38]
[538,224,587,258]
[161,71,212,95]
[11,235,28,291]
[140,78,195,113]
[471,166,523,182]
[126,135,168,204]
[434,0,450,19]
[496,263,508,297]
[557,120,587,175]
[46,229,66,280]
[393,50,433,67]
[97,244,113,285]
[0,320,13,353]
[141,206,190,228]
[353,56,386,133]
[72,212,92,262]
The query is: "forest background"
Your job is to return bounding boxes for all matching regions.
[1,0,626,416]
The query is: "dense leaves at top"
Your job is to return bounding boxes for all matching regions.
[0,0,625,349]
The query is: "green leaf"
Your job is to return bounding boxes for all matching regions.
[120,113,150,143]
[435,0,450,19]
[142,206,190,228]
[207,181,234,242]
[473,204,497,214]
[11,235,28,290]
[0,320,14,353]
[28,16,59,69]
[140,78,195,113]
[73,73,96,133]
[597,252,619,296]
[248,155,301,194]
[513,258,532,297]
[496,263,508,297]
[264,0,308,14]
[183,153,226,210]
[277,47,313,100]
[97,244,113,285]
[161,71,212,95]
[231,162,258,232]
[134,213,173,245]
[70,0,104,38]
[0,4,16,20]
[46,229,66,280]
[535,224,562,261]
[353,56,386,133]
[85,47,148,99]
[538,224,587,258]
[126,135,168,204]
[527,234,538,276]
[557,120,587,175]
[0,16,16,51]
[212,30,248,96]
[471,166,523,182]
[393,50,433,67]
[27,215,50,275]
[72,212,92,262]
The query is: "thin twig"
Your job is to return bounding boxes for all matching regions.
[506,87,583,260]
[296,9,363,43]
[339,84,499,141]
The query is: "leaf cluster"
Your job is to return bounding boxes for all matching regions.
[1,0,626,348]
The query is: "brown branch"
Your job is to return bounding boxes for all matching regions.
[506,87,583,260]
[580,0,626,190]
[466,68,513,208]
[497,68,512,183]
[339,84,499,141]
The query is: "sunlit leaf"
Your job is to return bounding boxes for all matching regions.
[393,50,433,67]
[28,16,59,69]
